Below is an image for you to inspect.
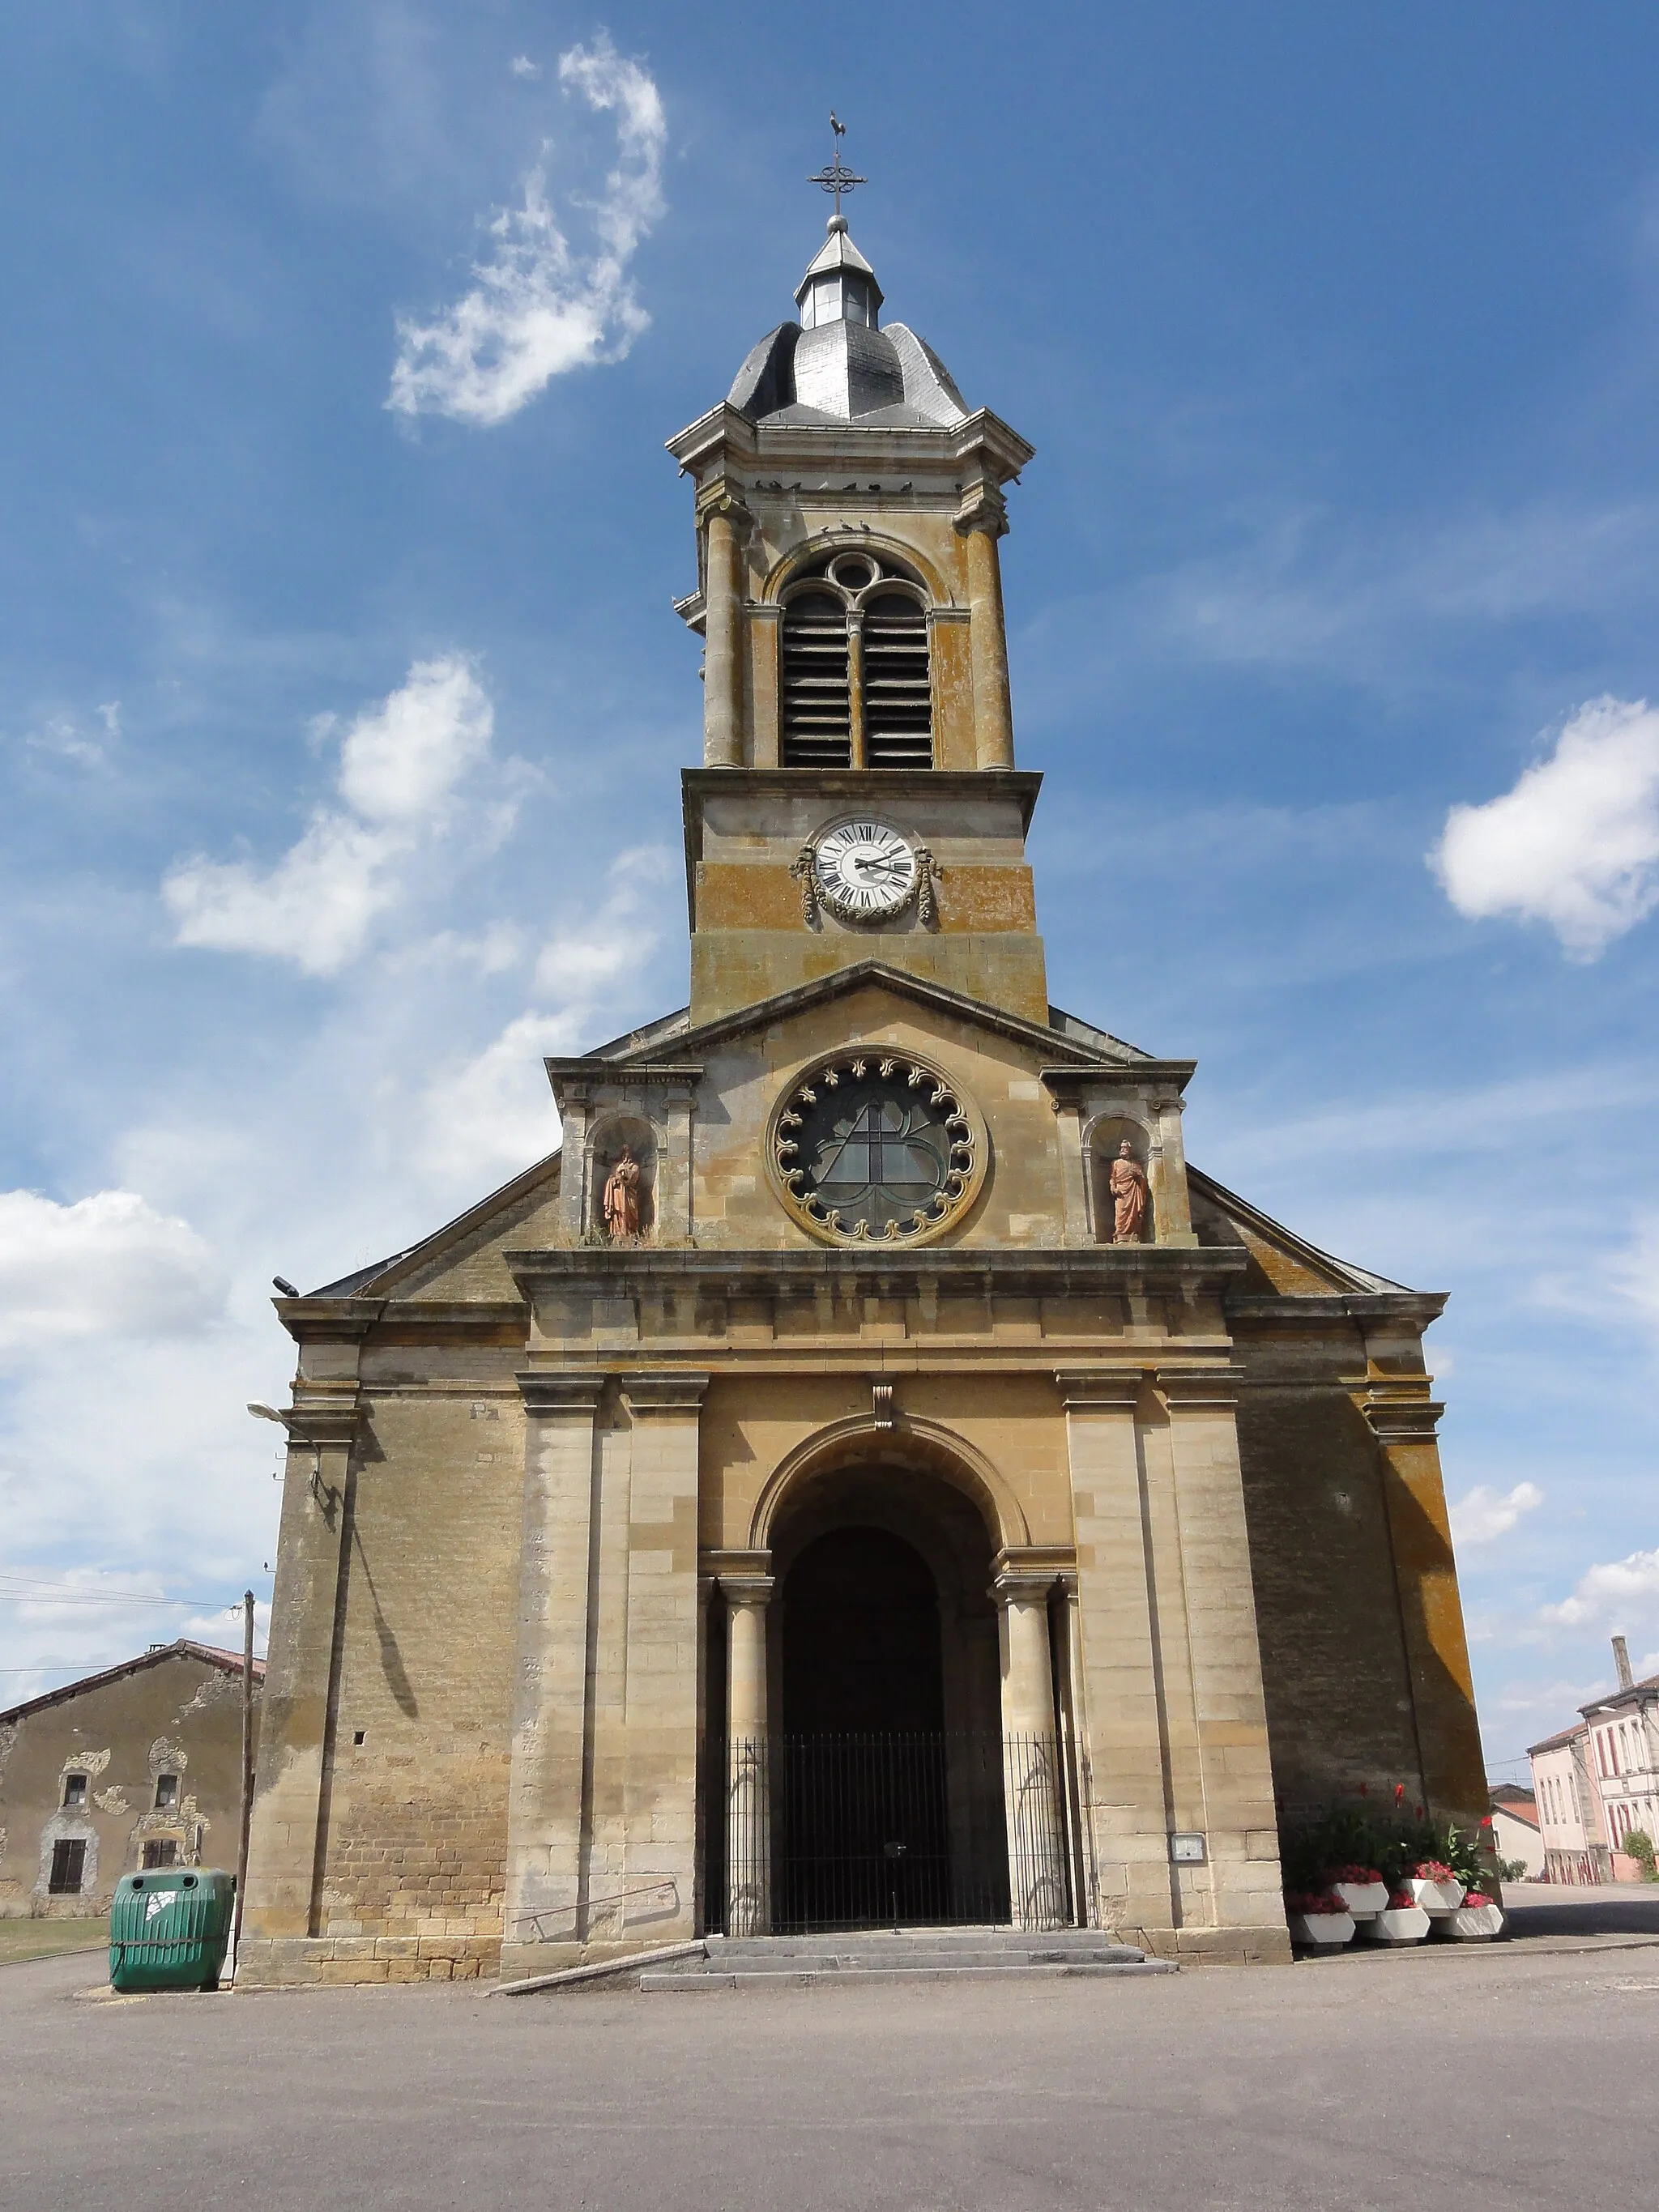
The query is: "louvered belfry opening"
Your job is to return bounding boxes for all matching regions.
[861,591,932,768]
[781,591,852,766]
[779,553,933,769]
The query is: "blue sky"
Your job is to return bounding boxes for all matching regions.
[3,4,1659,1778]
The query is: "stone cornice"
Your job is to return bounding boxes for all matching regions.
[282,1384,363,1449]
[1157,1364,1247,1409]
[504,1246,1247,1298]
[273,1296,384,1346]
[1054,1370,1148,1412]
[515,1370,609,1415]
[620,1371,712,1415]
[665,402,1035,485]
[1225,1292,1448,1326]
[1360,1385,1445,1442]
[1039,1063,1197,1097]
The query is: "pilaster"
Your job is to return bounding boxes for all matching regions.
[241,1389,361,1941]
[1155,1366,1286,1937]
[1056,1371,1175,1934]
[500,1372,606,1977]
[618,1375,709,1940]
[1363,1382,1487,1828]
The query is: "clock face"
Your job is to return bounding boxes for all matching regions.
[770,1051,986,1245]
[812,820,917,922]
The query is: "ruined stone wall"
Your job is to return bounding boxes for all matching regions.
[0,1652,257,1917]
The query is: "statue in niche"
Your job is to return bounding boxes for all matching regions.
[602,1146,643,1242]
[1107,1139,1149,1245]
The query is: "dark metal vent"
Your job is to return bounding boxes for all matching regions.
[781,592,852,767]
[862,593,932,768]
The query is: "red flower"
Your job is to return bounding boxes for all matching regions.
[1388,1890,1416,1909]
[1358,1782,1369,1796]
[1463,1892,1491,1907]
[1395,1783,1405,1804]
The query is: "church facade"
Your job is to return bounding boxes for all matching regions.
[238,211,1486,1987]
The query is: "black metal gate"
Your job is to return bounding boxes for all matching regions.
[703,1730,1072,1934]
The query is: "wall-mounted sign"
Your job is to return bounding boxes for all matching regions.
[1170,1831,1208,1865]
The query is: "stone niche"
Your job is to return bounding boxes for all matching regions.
[1085,1113,1154,1247]
[586,1114,658,1242]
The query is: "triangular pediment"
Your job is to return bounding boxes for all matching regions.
[1187,1166,1436,1306]
[556,961,1175,1079]
[308,1149,561,1303]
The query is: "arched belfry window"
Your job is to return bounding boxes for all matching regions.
[780,552,932,770]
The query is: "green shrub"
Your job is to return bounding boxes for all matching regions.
[1624,1829,1657,1880]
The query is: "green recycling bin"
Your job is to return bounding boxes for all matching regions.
[109,1869,236,1993]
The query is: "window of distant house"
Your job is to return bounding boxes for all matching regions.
[154,1774,179,1809]
[48,1838,86,1894]
[61,1773,87,1809]
[141,1839,179,1869]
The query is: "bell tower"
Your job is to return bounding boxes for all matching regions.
[667,179,1047,1027]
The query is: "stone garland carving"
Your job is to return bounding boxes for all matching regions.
[915,845,940,927]
[790,846,821,928]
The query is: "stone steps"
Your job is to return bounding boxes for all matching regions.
[638,1928,1175,1990]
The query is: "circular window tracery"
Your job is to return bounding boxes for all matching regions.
[768,1051,987,1246]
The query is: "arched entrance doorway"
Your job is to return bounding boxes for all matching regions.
[765,1460,1013,1931]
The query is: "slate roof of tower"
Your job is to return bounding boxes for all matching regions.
[727,218,971,430]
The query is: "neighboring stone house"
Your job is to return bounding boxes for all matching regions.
[1577,1639,1659,1871]
[240,199,1489,1989]
[1489,1786,1543,1878]
[0,1641,262,1917]
[1528,1639,1659,1882]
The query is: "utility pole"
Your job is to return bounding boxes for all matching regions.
[232,1589,254,1969]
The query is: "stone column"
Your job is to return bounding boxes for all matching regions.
[846,608,867,769]
[500,1372,606,1978]
[699,490,746,769]
[955,488,1016,770]
[1363,1383,1487,1832]
[241,1392,360,1945]
[1055,1373,1175,1935]
[723,1575,774,1937]
[992,1562,1068,1929]
[1157,1367,1287,1946]
[619,1375,708,1943]
[1149,1095,1197,1247]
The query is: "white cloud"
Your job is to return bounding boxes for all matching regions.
[410,843,673,1190]
[1450,1481,1545,1547]
[1543,1549,1659,1629]
[0,1190,224,1363]
[510,55,541,81]
[26,711,107,767]
[1610,1215,1659,1332]
[162,655,495,974]
[388,34,666,426]
[1432,697,1659,958]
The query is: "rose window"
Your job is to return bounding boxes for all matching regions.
[769,1052,985,1245]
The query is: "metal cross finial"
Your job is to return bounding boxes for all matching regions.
[808,112,866,218]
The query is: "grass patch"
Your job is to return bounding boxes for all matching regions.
[0,1916,107,1965]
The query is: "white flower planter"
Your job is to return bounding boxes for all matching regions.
[1359,1904,1431,1945]
[1405,1877,1465,1916]
[1332,1880,1389,1920]
[1288,1909,1355,1947]
[1432,1901,1504,1942]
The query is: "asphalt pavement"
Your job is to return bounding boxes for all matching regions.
[3,1890,1656,2211]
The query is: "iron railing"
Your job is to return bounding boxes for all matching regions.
[704,1730,1073,1936]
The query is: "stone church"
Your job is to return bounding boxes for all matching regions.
[239,204,1486,1986]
